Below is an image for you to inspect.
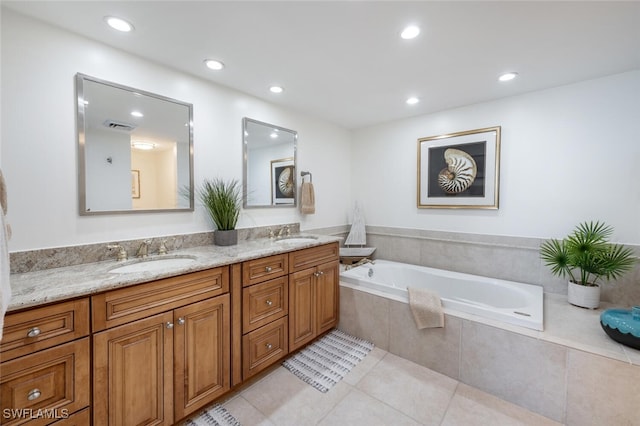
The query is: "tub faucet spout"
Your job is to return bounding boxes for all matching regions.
[345,257,375,270]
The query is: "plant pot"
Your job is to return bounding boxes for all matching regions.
[567,281,600,309]
[214,229,237,246]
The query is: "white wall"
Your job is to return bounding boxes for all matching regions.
[0,9,352,251]
[351,70,640,244]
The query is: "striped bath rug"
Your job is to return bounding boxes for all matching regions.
[184,404,241,426]
[282,329,374,393]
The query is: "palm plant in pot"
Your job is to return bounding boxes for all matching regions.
[540,221,635,308]
[197,178,242,246]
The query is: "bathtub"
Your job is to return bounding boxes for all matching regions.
[340,260,543,331]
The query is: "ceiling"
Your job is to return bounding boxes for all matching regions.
[4,1,640,129]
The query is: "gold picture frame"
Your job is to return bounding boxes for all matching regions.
[417,126,500,209]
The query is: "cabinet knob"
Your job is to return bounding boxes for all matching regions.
[265,266,272,272]
[314,271,324,277]
[26,327,41,338]
[27,389,41,401]
[265,343,273,350]
[177,317,185,325]
[166,322,174,329]
[265,300,273,306]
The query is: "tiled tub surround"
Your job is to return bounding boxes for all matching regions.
[339,281,640,424]
[338,227,640,424]
[364,226,640,306]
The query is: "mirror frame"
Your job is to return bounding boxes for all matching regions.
[242,117,298,209]
[76,73,194,215]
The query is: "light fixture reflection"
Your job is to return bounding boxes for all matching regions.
[105,16,134,32]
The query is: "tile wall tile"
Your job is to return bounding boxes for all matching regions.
[566,350,640,425]
[459,320,567,422]
[388,300,462,379]
[338,287,390,350]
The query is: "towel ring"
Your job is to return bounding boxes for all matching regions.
[301,171,312,183]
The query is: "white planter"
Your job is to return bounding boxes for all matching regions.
[567,281,601,309]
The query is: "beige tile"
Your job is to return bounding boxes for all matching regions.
[388,299,462,379]
[223,395,275,426]
[241,366,351,426]
[339,286,390,350]
[460,321,567,422]
[442,383,562,426]
[356,352,457,425]
[542,294,627,362]
[368,234,422,265]
[318,388,421,426]
[342,346,387,386]
[566,349,640,425]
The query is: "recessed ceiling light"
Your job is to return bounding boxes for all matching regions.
[204,59,225,70]
[105,16,134,32]
[270,132,278,139]
[406,97,420,105]
[270,86,284,94]
[130,110,144,118]
[498,72,519,82]
[401,25,420,40]
[131,142,155,150]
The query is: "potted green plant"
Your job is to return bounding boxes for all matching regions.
[197,178,242,246]
[540,221,636,308]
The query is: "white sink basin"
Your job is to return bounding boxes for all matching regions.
[109,257,196,274]
[274,236,318,244]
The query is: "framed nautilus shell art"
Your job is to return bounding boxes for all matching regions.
[271,157,295,205]
[417,126,501,209]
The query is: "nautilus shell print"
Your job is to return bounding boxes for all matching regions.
[278,167,294,197]
[437,148,477,194]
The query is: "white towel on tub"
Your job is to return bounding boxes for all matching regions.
[0,169,11,340]
[408,286,444,329]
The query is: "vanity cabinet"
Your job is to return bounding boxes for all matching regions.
[288,243,339,352]
[241,254,289,379]
[0,298,91,425]
[92,267,230,426]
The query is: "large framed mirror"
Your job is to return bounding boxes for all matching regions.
[243,118,297,208]
[76,73,194,215]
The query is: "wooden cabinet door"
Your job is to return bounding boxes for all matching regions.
[316,260,339,335]
[173,295,230,421]
[93,312,174,426]
[289,268,316,352]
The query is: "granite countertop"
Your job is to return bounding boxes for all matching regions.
[8,234,340,312]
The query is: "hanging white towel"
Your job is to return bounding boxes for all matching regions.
[300,181,315,214]
[0,170,11,340]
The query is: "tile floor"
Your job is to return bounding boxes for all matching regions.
[214,348,561,426]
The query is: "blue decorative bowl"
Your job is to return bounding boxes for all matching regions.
[600,306,640,350]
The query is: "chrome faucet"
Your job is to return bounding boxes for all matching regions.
[345,258,375,270]
[277,225,291,238]
[158,239,169,255]
[136,239,152,258]
[106,244,128,262]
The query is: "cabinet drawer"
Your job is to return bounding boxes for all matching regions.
[51,408,90,425]
[242,317,288,380]
[242,254,288,286]
[0,338,90,426]
[92,266,229,331]
[243,276,288,333]
[289,243,339,272]
[1,299,90,362]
